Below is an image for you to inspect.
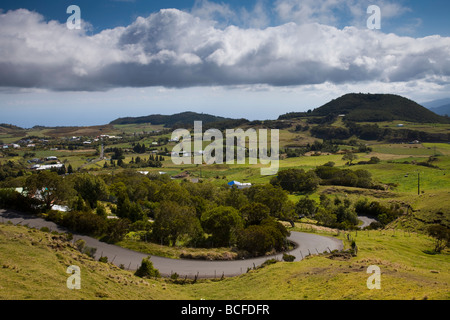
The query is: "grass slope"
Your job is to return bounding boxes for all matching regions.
[1,223,448,300]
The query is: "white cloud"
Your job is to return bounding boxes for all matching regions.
[0,7,449,92]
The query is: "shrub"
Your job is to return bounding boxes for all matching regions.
[427,225,450,253]
[282,253,295,262]
[135,257,160,278]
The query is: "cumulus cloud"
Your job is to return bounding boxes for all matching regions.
[0,7,449,92]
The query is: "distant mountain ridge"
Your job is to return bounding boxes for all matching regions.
[429,104,450,116]
[421,98,450,110]
[110,111,236,127]
[280,93,450,123]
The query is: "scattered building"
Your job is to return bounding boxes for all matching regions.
[33,164,64,171]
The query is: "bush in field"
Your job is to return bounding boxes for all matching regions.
[135,257,160,278]
[427,224,450,253]
[283,253,296,262]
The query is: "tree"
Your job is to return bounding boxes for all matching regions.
[156,181,192,206]
[115,191,131,220]
[295,197,317,218]
[342,152,358,165]
[224,187,249,210]
[244,184,295,220]
[241,203,270,226]
[104,218,130,243]
[73,174,108,209]
[25,171,71,210]
[129,202,145,223]
[201,206,243,247]
[96,202,107,218]
[315,207,337,226]
[152,201,202,246]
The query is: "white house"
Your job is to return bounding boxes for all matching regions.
[33,164,64,171]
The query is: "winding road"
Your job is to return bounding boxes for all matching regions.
[358,216,378,229]
[0,209,343,278]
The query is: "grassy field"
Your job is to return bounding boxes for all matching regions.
[0,223,448,300]
[1,122,449,301]
[0,223,188,300]
[179,230,449,300]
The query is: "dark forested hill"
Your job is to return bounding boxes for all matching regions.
[110,111,236,127]
[280,93,450,123]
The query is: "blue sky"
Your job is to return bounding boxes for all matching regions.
[1,0,449,36]
[1,0,450,127]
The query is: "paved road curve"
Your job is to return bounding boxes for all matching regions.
[0,209,343,278]
[358,216,378,229]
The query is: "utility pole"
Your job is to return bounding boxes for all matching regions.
[418,172,420,195]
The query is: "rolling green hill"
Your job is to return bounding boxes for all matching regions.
[280,93,450,124]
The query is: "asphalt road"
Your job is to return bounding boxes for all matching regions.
[358,216,378,229]
[0,209,343,278]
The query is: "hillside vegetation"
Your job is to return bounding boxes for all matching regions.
[280,93,450,123]
[110,111,238,127]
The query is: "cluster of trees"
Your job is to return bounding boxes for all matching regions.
[0,161,27,182]
[310,125,352,140]
[270,169,320,193]
[295,194,402,230]
[2,170,292,257]
[308,121,449,143]
[314,165,377,189]
[270,165,378,193]
[346,122,450,143]
[284,140,340,158]
[148,182,293,256]
[132,143,147,154]
[354,198,403,226]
